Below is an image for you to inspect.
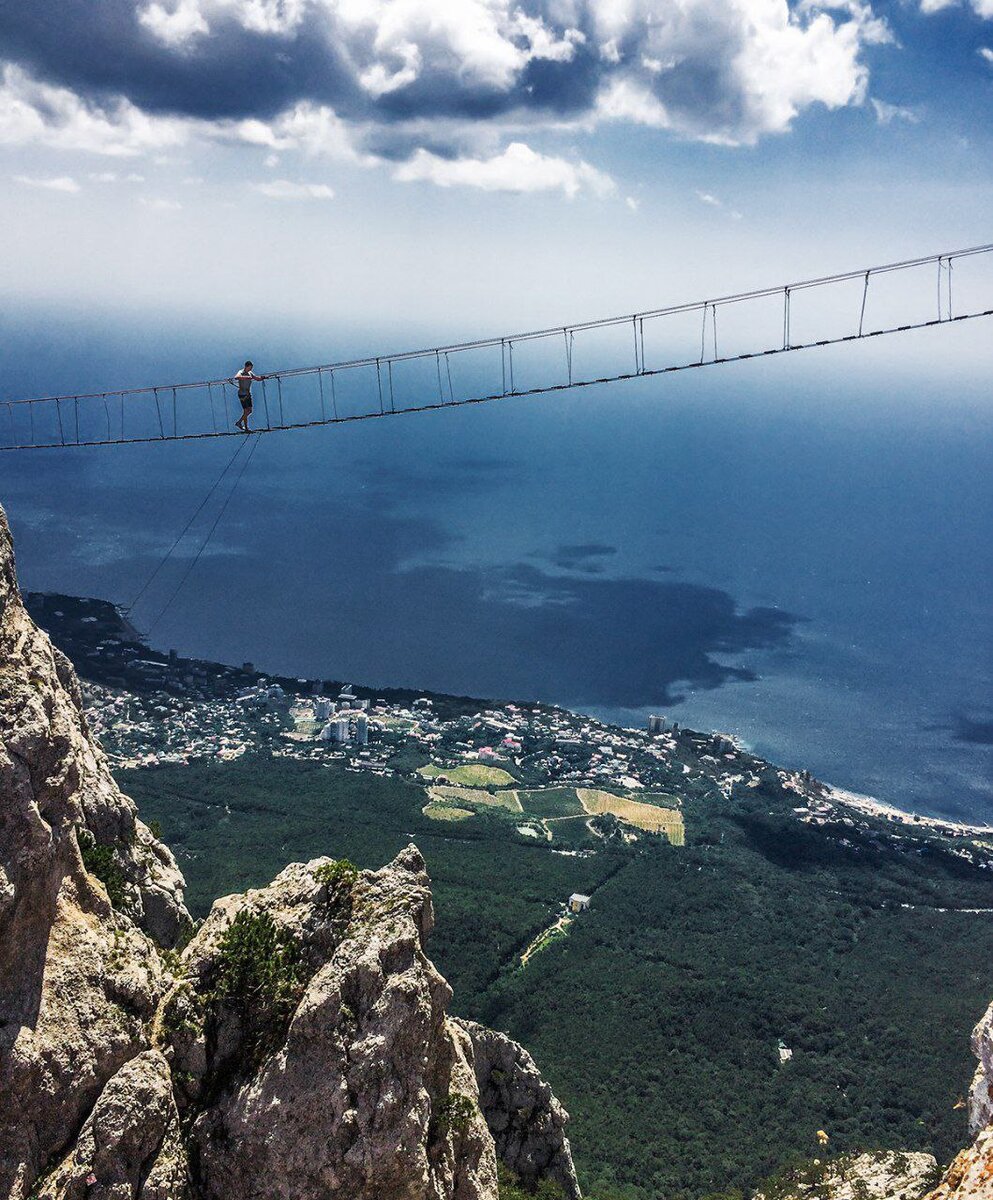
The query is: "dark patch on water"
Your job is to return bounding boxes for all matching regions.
[381,559,797,707]
[531,542,619,574]
[952,714,993,746]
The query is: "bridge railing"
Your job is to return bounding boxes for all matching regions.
[3,242,992,450]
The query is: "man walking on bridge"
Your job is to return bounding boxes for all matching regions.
[233,360,262,431]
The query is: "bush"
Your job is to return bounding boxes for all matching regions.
[433,1092,477,1137]
[79,830,128,908]
[210,909,306,1052]
[497,1164,567,1199]
[314,858,359,890]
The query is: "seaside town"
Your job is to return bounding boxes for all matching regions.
[27,591,993,862]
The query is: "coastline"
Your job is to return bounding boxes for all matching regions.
[824,783,993,839]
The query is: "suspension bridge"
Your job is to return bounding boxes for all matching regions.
[2,241,992,453]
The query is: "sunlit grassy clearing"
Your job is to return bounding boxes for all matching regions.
[418,762,517,786]
[423,802,475,822]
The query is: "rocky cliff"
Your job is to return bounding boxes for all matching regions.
[0,503,578,1200]
[0,504,188,1199]
[918,1000,993,1200]
[457,1020,581,1200]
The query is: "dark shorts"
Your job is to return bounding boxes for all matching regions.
[239,394,253,409]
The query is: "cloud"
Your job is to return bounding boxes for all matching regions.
[139,195,182,209]
[235,102,367,162]
[0,63,189,157]
[89,169,146,182]
[138,0,208,46]
[981,46,993,62]
[252,178,335,199]
[592,0,889,145]
[0,1,889,153]
[694,188,743,218]
[394,141,615,197]
[13,173,80,192]
[920,0,993,15]
[871,97,919,123]
[539,543,619,573]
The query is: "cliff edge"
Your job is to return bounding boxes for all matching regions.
[0,502,578,1200]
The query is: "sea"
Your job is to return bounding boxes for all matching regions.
[2,308,991,825]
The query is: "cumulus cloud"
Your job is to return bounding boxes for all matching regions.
[138,0,209,46]
[981,46,993,61]
[253,177,335,198]
[592,0,889,144]
[235,102,367,162]
[13,173,80,192]
[394,141,614,197]
[0,0,894,190]
[0,63,188,156]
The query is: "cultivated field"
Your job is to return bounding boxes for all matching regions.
[577,789,685,844]
[419,762,517,787]
[518,787,586,818]
[427,785,523,813]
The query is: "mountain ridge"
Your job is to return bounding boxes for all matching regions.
[5,508,993,1200]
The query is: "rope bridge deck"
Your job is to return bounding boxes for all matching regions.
[3,242,992,451]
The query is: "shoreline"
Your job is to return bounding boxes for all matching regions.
[824,784,993,838]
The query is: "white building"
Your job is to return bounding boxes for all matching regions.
[568,893,591,913]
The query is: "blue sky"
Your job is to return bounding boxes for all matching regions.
[0,0,992,347]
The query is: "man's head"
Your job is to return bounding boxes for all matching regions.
[245,360,253,369]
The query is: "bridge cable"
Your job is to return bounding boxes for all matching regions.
[125,434,249,616]
[144,433,261,636]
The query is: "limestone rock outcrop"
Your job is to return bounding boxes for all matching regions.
[42,1050,187,1200]
[755,1151,939,1200]
[163,849,498,1200]
[967,1001,993,1136]
[923,1128,993,1200]
[0,500,577,1200]
[0,505,188,1200]
[917,1002,993,1200]
[457,1019,581,1200]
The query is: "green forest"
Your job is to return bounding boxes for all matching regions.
[123,757,993,1199]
